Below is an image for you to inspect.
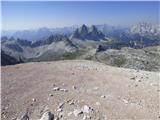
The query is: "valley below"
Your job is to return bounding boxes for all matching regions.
[1,60,160,120]
[2,24,160,72]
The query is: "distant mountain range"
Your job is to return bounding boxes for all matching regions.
[2,26,78,41]
[1,23,160,71]
[2,22,160,41]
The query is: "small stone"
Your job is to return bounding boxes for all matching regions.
[96,102,100,106]
[81,99,84,102]
[68,100,74,105]
[20,114,29,120]
[151,83,159,86]
[53,87,60,91]
[60,88,68,92]
[72,86,76,89]
[67,112,72,116]
[82,105,90,113]
[103,115,108,120]
[157,89,160,92]
[54,117,59,120]
[135,84,138,87]
[138,80,142,82]
[30,103,33,106]
[77,100,80,103]
[40,111,54,120]
[93,87,98,90]
[86,115,91,119]
[72,72,75,75]
[58,113,63,118]
[57,108,62,112]
[101,95,106,98]
[4,106,9,110]
[32,98,36,102]
[11,117,17,120]
[73,109,83,117]
[130,77,136,80]
[58,103,64,108]
[83,114,87,120]
[49,94,53,97]
[43,106,49,112]
[122,99,129,104]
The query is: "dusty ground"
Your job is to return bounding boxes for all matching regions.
[1,60,160,120]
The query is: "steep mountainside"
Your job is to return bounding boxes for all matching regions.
[1,51,23,66]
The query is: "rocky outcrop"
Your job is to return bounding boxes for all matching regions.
[72,24,105,41]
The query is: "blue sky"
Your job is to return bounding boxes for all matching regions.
[2,1,159,30]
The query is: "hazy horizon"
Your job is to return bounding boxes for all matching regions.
[2,1,159,31]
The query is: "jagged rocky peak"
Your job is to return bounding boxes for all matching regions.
[72,24,105,41]
[90,25,98,34]
[80,24,89,33]
[79,24,89,38]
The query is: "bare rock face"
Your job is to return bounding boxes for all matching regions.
[39,112,54,120]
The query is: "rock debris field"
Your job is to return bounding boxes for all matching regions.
[1,60,160,120]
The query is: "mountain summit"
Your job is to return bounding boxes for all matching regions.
[72,24,105,41]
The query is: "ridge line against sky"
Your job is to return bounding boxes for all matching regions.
[1,1,159,30]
